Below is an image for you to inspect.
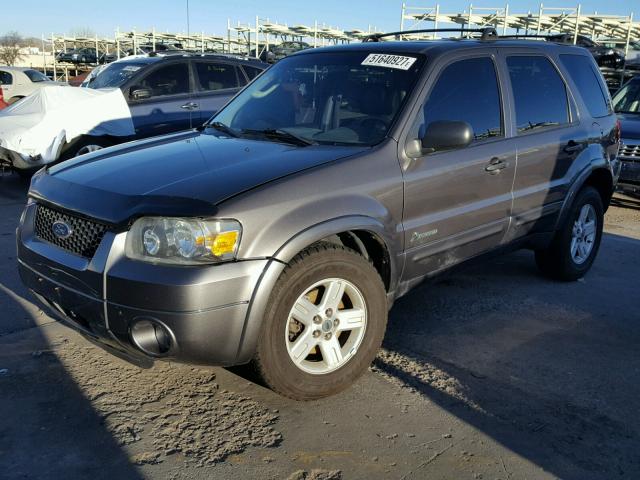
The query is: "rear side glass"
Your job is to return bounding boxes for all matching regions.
[418,57,503,142]
[507,56,569,133]
[0,71,12,85]
[242,65,263,82]
[195,62,240,91]
[560,54,611,118]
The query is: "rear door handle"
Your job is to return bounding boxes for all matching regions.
[180,102,198,110]
[485,157,508,174]
[564,140,583,154]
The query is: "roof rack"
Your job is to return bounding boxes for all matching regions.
[363,27,498,42]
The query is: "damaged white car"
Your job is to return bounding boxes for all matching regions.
[0,53,267,174]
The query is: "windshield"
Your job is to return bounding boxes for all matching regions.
[86,62,145,89]
[613,81,640,114]
[212,51,425,146]
[24,69,50,83]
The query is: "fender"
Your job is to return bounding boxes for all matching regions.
[554,161,613,232]
[234,215,401,364]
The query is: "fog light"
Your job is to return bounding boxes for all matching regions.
[130,319,173,356]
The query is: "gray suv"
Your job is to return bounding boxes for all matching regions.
[17,31,620,400]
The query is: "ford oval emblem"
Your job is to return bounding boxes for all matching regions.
[52,221,73,240]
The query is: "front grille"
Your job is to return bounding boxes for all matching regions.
[34,204,109,258]
[619,143,640,161]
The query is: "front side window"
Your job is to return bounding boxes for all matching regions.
[242,65,263,81]
[24,69,50,83]
[411,57,503,144]
[560,54,611,118]
[137,62,190,97]
[613,80,640,114]
[0,71,13,85]
[195,62,240,91]
[213,51,425,146]
[507,56,569,133]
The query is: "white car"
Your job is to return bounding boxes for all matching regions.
[0,67,66,105]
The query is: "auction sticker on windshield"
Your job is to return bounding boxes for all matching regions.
[361,54,417,70]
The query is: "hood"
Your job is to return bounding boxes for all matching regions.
[618,113,640,140]
[30,130,367,226]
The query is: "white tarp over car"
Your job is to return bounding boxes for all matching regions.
[0,86,134,166]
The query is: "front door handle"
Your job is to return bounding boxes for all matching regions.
[180,102,198,110]
[485,157,508,174]
[564,140,583,154]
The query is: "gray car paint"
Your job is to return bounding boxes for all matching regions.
[17,40,619,367]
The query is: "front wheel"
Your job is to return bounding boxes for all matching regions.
[59,137,111,161]
[535,186,604,281]
[253,242,387,400]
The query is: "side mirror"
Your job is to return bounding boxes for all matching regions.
[411,120,473,156]
[130,87,151,101]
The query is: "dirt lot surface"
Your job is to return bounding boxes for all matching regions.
[1,172,639,479]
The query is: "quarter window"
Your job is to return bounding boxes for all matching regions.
[242,65,263,82]
[138,63,190,98]
[507,56,569,133]
[560,54,611,118]
[0,71,13,85]
[195,62,240,91]
[413,57,503,144]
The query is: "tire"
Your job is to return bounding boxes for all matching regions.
[7,96,23,105]
[59,137,111,161]
[535,186,604,281]
[253,242,387,400]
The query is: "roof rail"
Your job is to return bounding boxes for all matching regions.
[363,27,498,42]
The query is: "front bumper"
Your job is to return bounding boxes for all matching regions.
[17,202,271,366]
[617,158,640,193]
[0,145,45,171]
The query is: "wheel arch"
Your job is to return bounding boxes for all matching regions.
[555,166,613,232]
[235,216,399,364]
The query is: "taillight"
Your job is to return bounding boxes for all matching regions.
[615,119,621,143]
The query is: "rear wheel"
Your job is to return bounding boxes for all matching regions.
[535,186,604,281]
[253,242,387,400]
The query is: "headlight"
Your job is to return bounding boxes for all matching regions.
[125,217,241,265]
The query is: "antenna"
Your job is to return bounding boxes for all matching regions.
[186,0,191,38]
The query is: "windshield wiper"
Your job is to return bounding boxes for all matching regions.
[207,121,240,138]
[242,128,316,147]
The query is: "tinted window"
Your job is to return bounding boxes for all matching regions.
[417,57,503,142]
[0,71,13,85]
[138,62,190,97]
[613,80,640,113]
[560,54,611,118]
[24,69,50,83]
[242,65,263,82]
[195,62,239,91]
[507,56,569,133]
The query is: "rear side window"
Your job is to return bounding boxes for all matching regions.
[560,54,611,118]
[242,65,263,82]
[195,62,240,91]
[417,57,503,142]
[0,71,13,85]
[507,56,569,133]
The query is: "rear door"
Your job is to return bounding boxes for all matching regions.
[400,51,517,279]
[126,60,195,138]
[498,50,583,239]
[191,60,245,124]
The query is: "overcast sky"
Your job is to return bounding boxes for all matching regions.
[4,0,638,39]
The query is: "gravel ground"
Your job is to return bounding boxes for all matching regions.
[1,172,639,479]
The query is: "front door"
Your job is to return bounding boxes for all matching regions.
[127,61,195,139]
[191,60,245,124]
[400,53,516,280]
